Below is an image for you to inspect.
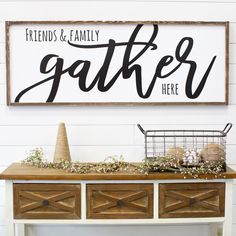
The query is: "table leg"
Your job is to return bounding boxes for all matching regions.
[6,222,15,236]
[209,223,218,236]
[222,181,233,236]
[5,180,15,236]
[16,224,25,236]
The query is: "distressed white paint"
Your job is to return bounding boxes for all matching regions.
[4,180,233,236]
[5,181,15,236]
[223,181,233,236]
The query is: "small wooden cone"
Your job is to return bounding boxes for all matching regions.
[53,123,71,163]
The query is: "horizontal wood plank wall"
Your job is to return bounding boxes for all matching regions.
[0,0,236,236]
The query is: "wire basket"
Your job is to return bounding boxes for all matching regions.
[137,123,232,165]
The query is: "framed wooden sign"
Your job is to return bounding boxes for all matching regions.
[6,21,229,106]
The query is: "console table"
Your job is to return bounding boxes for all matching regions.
[1,163,236,236]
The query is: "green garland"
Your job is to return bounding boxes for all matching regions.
[22,148,226,179]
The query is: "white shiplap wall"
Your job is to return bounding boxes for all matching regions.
[0,1,236,236]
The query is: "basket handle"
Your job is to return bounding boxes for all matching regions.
[137,124,145,134]
[222,123,233,134]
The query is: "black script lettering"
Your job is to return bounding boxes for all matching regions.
[40,54,64,101]
[175,37,216,99]
[67,24,158,94]
[15,54,64,102]
[82,40,116,91]
[15,54,91,102]
[154,54,184,79]
[121,25,159,98]
[16,24,158,102]
[16,25,216,103]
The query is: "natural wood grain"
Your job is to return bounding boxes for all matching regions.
[1,163,236,180]
[86,184,153,219]
[159,183,225,218]
[5,21,229,25]
[0,163,234,180]
[5,21,11,106]
[225,21,229,105]
[13,184,81,219]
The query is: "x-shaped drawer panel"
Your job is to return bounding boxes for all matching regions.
[18,190,75,213]
[164,189,219,213]
[92,190,148,213]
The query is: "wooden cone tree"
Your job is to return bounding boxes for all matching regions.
[53,122,71,163]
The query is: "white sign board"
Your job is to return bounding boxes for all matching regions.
[6,21,229,105]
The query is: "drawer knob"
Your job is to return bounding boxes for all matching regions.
[189,198,197,205]
[42,200,49,206]
[117,200,124,208]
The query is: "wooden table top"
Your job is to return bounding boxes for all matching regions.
[1,163,236,180]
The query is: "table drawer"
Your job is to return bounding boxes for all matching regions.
[159,182,225,218]
[13,184,81,219]
[87,184,153,219]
